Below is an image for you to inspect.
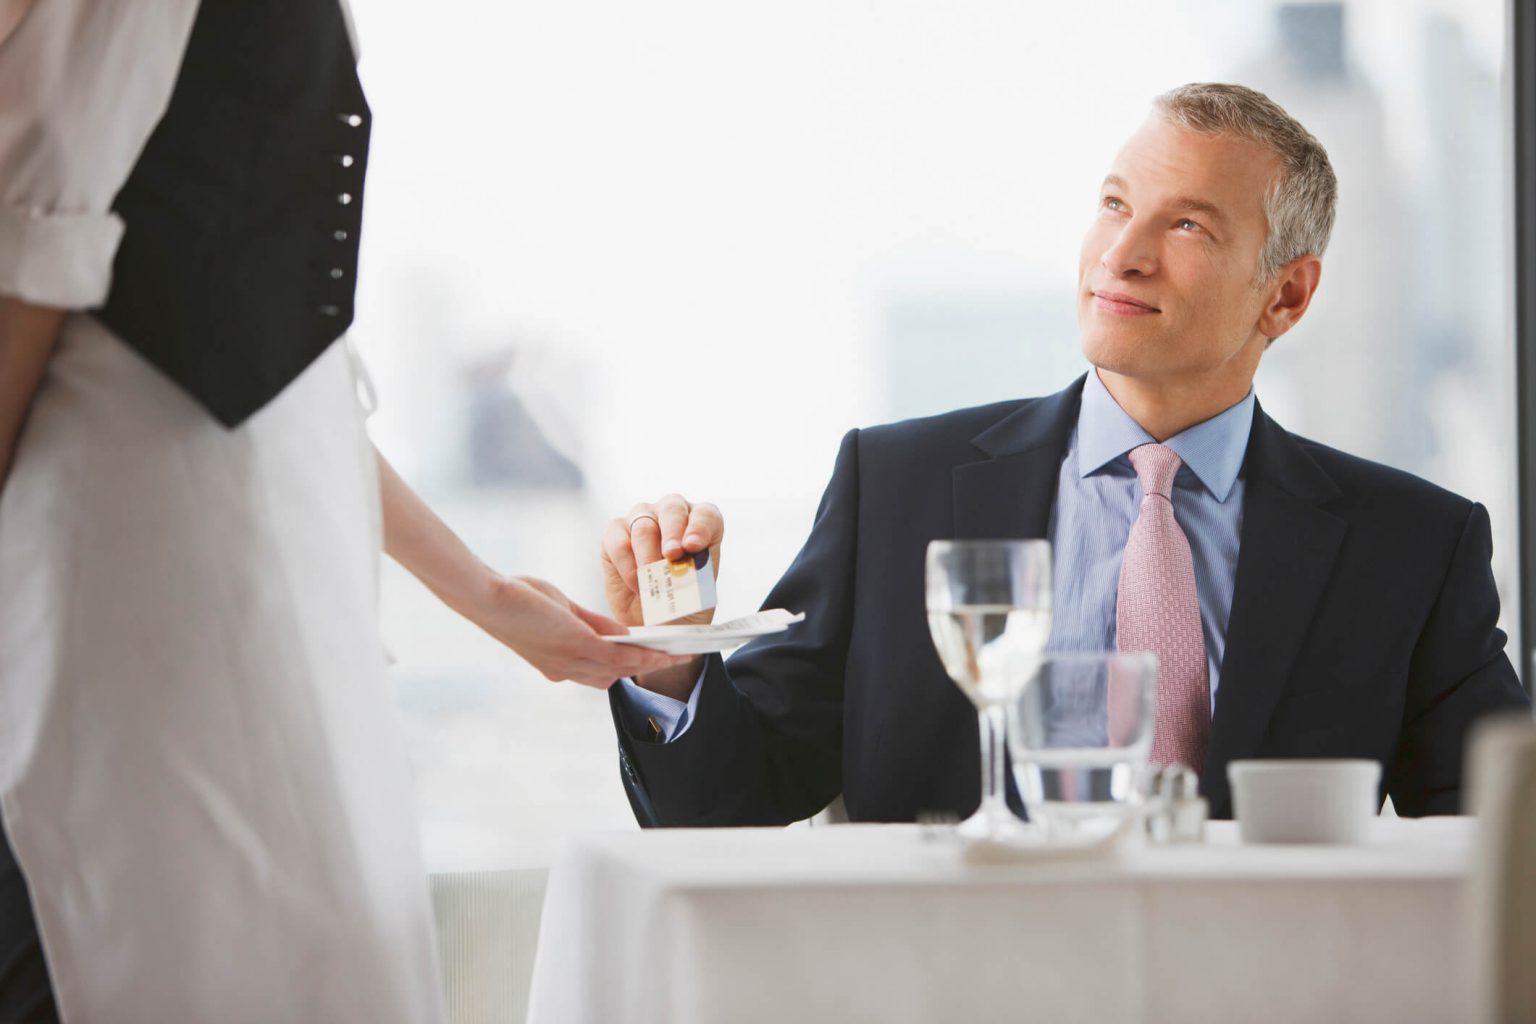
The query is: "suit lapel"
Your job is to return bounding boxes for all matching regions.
[1205,407,1346,815]
[953,377,1084,541]
[948,378,1083,817]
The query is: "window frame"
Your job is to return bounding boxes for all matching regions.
[1513,0,1536,692]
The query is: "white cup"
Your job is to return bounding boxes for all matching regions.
[1227,759,1382,844]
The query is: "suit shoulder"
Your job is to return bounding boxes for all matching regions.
[855,397,1034,452]
[1294,435,1476,518]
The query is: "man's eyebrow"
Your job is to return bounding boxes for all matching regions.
[1170,195,1228,224]
[1100,175,1230,225]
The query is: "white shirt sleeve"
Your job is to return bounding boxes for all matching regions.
[0,0,201,308]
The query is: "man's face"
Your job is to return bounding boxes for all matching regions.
[1078,116,1281,383]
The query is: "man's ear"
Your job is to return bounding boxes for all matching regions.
[1257,255,1322,341]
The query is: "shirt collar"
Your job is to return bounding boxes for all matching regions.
[1076,369,1254,503]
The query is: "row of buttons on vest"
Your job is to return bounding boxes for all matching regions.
[319,112,366,318]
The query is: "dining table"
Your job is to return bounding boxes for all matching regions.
[524,816,1475,1024]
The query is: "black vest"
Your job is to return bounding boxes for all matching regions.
[96,0,371,428]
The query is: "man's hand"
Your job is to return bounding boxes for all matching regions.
[601,494,724,699]
[475,575,691,688]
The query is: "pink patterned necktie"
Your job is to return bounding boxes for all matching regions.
[1116,443,1210,771]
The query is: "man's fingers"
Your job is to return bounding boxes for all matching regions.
[602,517,640,592]
[681,501,724,553]
[626,502,665,566]
[653,493,691,561]
[620,495,718,564]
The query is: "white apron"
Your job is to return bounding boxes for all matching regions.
[0,315,445,1023]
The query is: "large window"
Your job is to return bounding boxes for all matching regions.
[349,0,1517,868]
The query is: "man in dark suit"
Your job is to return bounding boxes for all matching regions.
[598,83,1532,826]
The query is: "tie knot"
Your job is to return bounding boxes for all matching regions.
[1127,443,1182,499]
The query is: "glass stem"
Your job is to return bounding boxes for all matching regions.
[978,702,1009,820]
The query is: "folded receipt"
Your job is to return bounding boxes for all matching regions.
[601,609,806,655]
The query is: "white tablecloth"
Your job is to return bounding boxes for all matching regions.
[526,818,1474,1024]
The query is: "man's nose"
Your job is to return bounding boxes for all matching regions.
[1099,220,1158,278]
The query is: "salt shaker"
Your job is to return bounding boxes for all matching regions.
[1144,764,1208,843]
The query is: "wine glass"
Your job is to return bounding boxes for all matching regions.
[925,539,1052,840]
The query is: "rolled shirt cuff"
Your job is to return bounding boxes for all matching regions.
[0,205,124,308]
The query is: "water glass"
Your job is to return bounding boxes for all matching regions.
[1006,651,1157,837]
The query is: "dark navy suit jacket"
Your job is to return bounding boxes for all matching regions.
[610,377,1531,824]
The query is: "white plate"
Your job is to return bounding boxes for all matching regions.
[600,610,805,655]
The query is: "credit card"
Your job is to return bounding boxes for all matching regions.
[639,549,718,625]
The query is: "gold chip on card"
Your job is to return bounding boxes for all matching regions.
[639,550,718,625]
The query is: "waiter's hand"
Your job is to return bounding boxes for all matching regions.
[480,575,690,688]
[601,494,724,700]
[375,449,688,688]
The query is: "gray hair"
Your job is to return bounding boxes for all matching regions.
[1152,83,1337,283]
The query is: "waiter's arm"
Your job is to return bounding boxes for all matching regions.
[374,448,688,687]
[0,1,201,488]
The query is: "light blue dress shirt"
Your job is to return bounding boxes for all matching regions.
[1051,371,1253,711]
[618,667,703,741]
[621,371,1255,739]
